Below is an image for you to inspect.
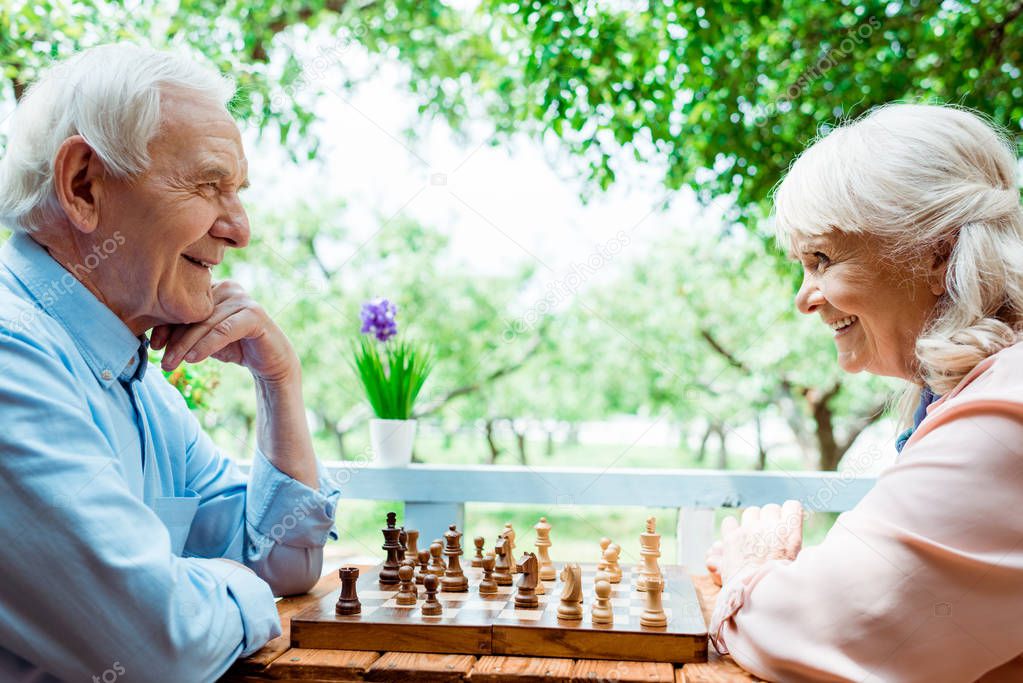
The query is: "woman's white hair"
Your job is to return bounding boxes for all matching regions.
[774,103,1023,423]
[0,42,235,233]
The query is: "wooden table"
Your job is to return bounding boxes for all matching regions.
[221,570,764,682]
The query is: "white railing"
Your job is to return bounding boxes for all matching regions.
[307,463,875,569]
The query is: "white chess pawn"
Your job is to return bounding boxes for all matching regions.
[603,544,622,584]
[591,578,613,625]
[597,537,611,571]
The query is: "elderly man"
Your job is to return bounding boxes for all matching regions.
[0,44,340,681]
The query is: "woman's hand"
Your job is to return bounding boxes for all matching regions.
[713,500,805,586]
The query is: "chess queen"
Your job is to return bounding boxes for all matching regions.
[706,104,1023,682]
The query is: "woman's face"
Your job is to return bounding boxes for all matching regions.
[794,230,944,380]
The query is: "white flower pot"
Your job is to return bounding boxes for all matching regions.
[369,418,417,467]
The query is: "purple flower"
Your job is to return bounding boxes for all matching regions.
[360,298,398,342]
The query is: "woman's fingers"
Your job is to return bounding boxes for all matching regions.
[741,506,761,528]
[720,515,740,537]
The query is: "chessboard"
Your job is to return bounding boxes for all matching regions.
[290,562,708,664]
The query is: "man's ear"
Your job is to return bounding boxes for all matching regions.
[52,135,105,234]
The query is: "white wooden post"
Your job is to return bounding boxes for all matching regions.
[404,501,465,546]
[676,507,715,572]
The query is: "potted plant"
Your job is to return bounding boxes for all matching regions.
[352,298,433,466]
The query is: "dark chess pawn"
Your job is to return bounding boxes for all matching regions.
[415,549,430,585]
[335,566,361,616]
[428,541,446,576]
[421,574,443,616]
[471,535,486,568]
[478,553,498,595]
[396,563,418,606]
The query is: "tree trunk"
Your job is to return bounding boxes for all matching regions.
[545,430,554,457]
[513,421,528,465]
[754,413,767,470]
[805,386,843,471]
[484,419,501,464]
[697,424,712,464]
[715,426,728,469]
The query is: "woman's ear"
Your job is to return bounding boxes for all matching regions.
[929,247,950,297]
[52,135,105,234]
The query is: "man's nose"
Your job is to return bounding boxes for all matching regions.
[211,196,250,248]
[795,274,825,314]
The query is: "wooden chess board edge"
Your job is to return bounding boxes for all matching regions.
[491,625,707,664]
[290,610,493,655]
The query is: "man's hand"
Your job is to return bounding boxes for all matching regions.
[714,500,804,586]
[151,281,299,383]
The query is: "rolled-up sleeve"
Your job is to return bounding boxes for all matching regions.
[0,330,282,682]
[175,390,341,596]
[710,401,1023,682]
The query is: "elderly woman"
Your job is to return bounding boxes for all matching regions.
[706,104,1023,682]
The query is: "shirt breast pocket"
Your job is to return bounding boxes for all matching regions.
[152,489,201,556]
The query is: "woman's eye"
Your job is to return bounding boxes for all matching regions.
[813,252,830,270]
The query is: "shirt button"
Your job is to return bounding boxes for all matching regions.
[101,370,113,381]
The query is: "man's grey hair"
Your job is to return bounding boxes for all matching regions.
[0,42,235,233]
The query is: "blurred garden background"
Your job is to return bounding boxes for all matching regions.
[3,0,1021,563]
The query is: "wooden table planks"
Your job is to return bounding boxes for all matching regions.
[220,570,760,683]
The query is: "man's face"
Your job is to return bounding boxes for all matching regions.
[90,88,250,333]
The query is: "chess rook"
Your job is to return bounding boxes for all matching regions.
[640,574,668,627]
[335,566,361,616]
[405,529,419,561]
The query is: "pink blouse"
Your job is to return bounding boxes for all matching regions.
[710,341,1023,682]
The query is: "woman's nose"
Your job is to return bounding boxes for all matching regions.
[795,275,825,314]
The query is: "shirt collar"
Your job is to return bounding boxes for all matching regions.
[1,233,146,388]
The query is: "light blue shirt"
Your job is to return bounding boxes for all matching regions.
[0,233,341,682]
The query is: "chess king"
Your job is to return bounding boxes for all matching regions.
[0,44,341,681]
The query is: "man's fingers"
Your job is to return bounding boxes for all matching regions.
[161,302,245,369]
[149,325,171,350]
[183,308,258,364]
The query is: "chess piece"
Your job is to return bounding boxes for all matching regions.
[421,574,443,616]
[416,549,430,584]
[405,529,420,561]
[479,554,498,595]
[379,512,402,586]
[640,574,667,627]
[604,544,622,584]
[471,536,486,568]
[396,563,418,606]
[636,516,663,592]
[534,517,556,581]
[440,524,468,592]
[557,563,583,620]
[597,537,612,571]
[591,577,613,625]
[493,533,513,586]
[335,566,361,615]
[397,527,407,563]
[428,541,446,576]
[514,552,540,609]
[503,523,517,573]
